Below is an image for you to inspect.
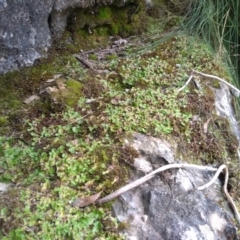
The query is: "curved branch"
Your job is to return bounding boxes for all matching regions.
[177,75,194,92]
[198,164,226,190]
[97,163,240,224]
[177,70,240,96]
[197,164,240,224]
[97,163,217,204]
[192,70,240,95]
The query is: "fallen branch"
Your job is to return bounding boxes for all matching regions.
[198,164,240,223]
[177,70,240,96]
[97,163,217,204]
[198,164,226,191]
[96,163,240,224]
[75,55,96,70]
[193,70,240,96]
[177,75,193,92]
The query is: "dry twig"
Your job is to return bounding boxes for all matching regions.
[178,70,240,96]
[96,163,240,224]
[97,163,217,204]
[198,164,240,223]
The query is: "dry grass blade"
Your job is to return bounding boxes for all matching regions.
[70,191,102,208]
[203,118,212,134]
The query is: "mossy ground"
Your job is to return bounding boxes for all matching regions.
[0,4,240,239]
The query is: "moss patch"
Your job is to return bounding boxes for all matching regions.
[59,2,156,53]
[64,79,83,107]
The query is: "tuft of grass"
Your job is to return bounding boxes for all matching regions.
[182,0,240,114]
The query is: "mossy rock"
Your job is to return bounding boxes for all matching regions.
[60,3,148,52]
[44,79,82,109]
[64,79,83,107]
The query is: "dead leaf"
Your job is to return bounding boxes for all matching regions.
[24,95,40,104]
[45,86,58,94]
[203,118,212,133]
[45,74,62,83]
[70,191,102,208]
[111,98,119,105]
[45,78,55,83]
[56,81,66,91]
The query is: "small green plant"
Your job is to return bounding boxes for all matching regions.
[0,106,123,239]
[0,29,239,239]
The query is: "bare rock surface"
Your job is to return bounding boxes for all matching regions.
[112,133,238,240]
[0,0,131,73]
[213,82,240,141]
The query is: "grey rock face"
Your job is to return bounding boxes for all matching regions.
[0,0,130,73]
[112,133,238,240]
[125,132,175,165]
[0,0,53,73]
[213,82,240,141]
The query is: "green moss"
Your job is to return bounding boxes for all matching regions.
[0,53,83,135]
[97,6,112,21]
[66,44,79,53]
[95,25,109,36]
[0,116,7,126]
[77,28,88,38]
[88,54,98,61]
[59,3,150,52]
[106,54,118,61]
[64,79,83,107]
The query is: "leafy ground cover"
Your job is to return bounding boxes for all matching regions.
[0,31,240,239]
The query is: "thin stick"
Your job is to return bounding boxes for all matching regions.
[198,164,226,190]
[192,70,240,95]
[177,70,240,96]
[197,164,240,224]
[97,163,217,204]
[223,166,240,224]
[98,163,240,224]
[177,75,193,92]
[75,55,96,70]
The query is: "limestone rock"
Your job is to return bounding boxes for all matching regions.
[0,0,131,74]
[0,0,53,73]
[125,132,176,164]
[213,82,240,141]
[113,133,238,240]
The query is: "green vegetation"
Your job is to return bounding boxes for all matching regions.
[62,5,134,52]
[1,32,240,238]
[0,107,126,239]
[183,0,240,114]
[0,1,240,239]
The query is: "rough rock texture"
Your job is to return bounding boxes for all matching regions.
[213,82,240,141]
[0,0,53,73]
[112,133,238,240]
[0,0,131,73]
